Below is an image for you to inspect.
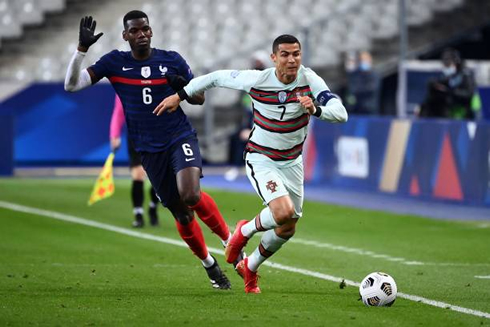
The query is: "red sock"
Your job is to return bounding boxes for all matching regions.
[189,191,230,241]
[175,218,208,260]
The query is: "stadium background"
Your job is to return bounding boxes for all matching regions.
[0,0,489,208]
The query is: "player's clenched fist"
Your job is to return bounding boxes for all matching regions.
[78,16,103,51]
[153,94,181,116]
[298,95,316,115]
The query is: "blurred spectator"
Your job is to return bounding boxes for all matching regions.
[224,51,268,181]
[419,48,479,119]
[344,51,381,115]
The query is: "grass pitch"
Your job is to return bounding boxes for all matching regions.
[0,178,489,326]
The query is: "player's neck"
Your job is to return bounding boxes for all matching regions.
[276,71,296,85]
[131,48,152,61]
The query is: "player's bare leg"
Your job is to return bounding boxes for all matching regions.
[230,195,296,293]
[177,168,232,245]
[168,199,230,290]
[176,167,246,274]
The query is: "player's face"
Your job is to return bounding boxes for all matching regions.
[123,18,152,52]
[271,43,302,83]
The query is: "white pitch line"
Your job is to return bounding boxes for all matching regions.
[475,276,490,279]
[289,238,417,264]
[1,200,489,320]
[290,236,490,267]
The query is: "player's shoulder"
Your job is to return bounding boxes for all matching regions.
[96,49,131,64]
[300,65,318,77]
[102,49,128,59]
[254,67,275,84]
[300,65,325,83]
[154,48,185,61]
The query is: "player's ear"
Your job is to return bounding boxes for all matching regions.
[149,27,153,37]
[271,53,277,64]
[122,30,128,41]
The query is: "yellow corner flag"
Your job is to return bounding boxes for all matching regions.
[88,152,115,205]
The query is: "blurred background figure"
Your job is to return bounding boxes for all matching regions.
[419,48,479,119]
[344,51,381,115]
[110,95,160,228]
[224,50,269,182]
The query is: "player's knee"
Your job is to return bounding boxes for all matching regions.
[276,223,296,239]
[180,190,201,207]
[131,165,146,180]
[175,213,194,225]
[272,203,295,225]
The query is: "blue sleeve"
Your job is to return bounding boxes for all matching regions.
[174,52,194,81]
[89,51,115,80]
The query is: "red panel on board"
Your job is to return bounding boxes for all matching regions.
[410,175,420,196]
[433,134,463,200]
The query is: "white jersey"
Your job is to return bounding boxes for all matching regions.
[184,65,347,163]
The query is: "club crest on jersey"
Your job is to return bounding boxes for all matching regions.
[159,65,167,76]
[278,91,287,103]
[141,66,151,78]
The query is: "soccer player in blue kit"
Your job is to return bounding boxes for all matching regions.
[64,11,234,290]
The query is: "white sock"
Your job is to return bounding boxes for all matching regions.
[241,207,278,238]
[247,230,288,272]
[133,207,144,215]
[201,253,215,268]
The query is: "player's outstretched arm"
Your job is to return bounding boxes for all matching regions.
[64,16,103,92]
[154,69,260,115]
[167,74,205,105]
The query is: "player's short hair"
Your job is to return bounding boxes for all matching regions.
[272,34,301,53]
[123,10,149,29]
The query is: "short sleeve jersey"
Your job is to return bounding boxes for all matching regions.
[90,49,195,152]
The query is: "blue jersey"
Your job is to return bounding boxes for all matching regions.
[90,49,195,153]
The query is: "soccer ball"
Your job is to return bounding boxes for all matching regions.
[359,272,397,307]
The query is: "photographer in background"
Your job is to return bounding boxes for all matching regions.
[344,51,380,115]
[420,48,478,119]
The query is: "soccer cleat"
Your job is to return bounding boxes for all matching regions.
[149,207,159,226]
[236,257,260,293]
[225,220,249,264]
[132,214,144,228]
[233,250,246,279]
[204,257,231,290]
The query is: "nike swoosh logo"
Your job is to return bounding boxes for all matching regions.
[185,158,195,162]
[122,67,134,71]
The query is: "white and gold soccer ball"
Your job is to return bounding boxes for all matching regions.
[359,272,397,307]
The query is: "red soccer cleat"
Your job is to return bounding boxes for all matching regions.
[225,220,249,264]
[236,257,261,294]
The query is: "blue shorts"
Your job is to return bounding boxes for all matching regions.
[140,135,202,207]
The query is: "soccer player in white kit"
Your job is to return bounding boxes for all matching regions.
[154,35,348,293]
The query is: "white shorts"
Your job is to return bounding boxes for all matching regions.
[245,153,304,218]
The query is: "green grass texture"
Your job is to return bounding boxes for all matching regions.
[0,178,489,326]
